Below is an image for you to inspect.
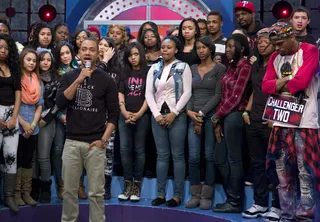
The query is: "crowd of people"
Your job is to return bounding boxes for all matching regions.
[0,1,319,222]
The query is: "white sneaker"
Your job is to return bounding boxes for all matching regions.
[265,207,281,221]
[242,204,268,218]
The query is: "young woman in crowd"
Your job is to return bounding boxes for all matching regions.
[117,42,150,202]
[97,37,117,200]
[137,21,159,44]
[28,24,54,50]
[211,34,251,213]
[31,49,60,203]
[71,29,91,66]
[145,36,192,207]
[176,18,201,66]
[87,27,101,42]
[0,17,24,53]
[241,28,281,221]
[15,48,44,207]
[53,23,70,46]
[197,18,209,37]
[0,34,21,213]
[186,36,225,210]
[167,26,179,37]
[140,28,162,66]
[51,41,79,200]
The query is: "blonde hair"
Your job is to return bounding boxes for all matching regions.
[107,24,129,46]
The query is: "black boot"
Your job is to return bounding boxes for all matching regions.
[213,177,243,213]
[4,173,19,213]
[39,180,52,203]
[104,175,111,200]
[30,178,41,202]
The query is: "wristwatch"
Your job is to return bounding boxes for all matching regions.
[100,138,109,147]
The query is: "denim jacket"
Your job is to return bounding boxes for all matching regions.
[153,59,187,103]
[19,82,44,135]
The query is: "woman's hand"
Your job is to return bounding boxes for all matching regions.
[263,120,273,128]
[102,47,115,63]
[155,115,165,126]
[214,124,224,143]
[187,110,203,123]
[194,121,202,134]
[242,113,250,125]
[163,112,176,128]
[6,117,17,129]
[39,119,47,128]
[60,114,67,125]
[0,120,7,130]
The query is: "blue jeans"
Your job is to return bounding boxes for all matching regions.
[51,120,66,183]
[119,112,150,181]
[151,113,187,199]
[32,120,56,181]
[188,114,215,186]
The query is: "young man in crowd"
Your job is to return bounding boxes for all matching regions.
[56,37,119,222]
[262,22,319,222]
[207,10,226,64]
[234,1,265,45]
[290,7,317,45]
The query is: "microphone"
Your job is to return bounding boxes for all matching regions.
[84,60,91,86]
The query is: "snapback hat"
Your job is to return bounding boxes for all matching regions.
[234,1,255,13]
[268,22,293,41]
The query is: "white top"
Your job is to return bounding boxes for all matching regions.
[145,59,192,118]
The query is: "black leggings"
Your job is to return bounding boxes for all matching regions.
[17,134,38,169]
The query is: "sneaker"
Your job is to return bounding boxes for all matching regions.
[118,180,132,201]
[130,180,141,202]
[242,204,268,218]
[265,207,281,221]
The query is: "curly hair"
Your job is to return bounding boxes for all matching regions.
[71,29,91,55]
[162,36,182,52]
[0,34,21,84]
[29,23,54,50]
[107,24,129,47]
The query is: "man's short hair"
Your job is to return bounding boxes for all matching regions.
[207,10,223,22]
[290,6,311,20]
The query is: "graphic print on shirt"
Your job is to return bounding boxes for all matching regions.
[280,61,292,78]
[128,77,143,96]
[73,85,97,112]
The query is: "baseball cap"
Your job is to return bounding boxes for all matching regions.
[268,22,293,41]
[234,1,255,14]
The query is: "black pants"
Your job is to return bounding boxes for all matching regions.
[246,121,280,208]
[17,134,38,169]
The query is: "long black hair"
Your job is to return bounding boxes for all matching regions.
[52,41,77,69]
[178,18,200,50]
[140,28,161,51]
[137,21,159,44]
[29,23,54,50]
[0,34,21,84]
[123,42,147,70]
[196,36,216,59]
[226,34,249,67]
[71,29,91,54]
[37,49,59,81]
[99,37,116,49]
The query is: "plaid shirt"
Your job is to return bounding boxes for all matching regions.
[216,58,251,118]
[267,126,320,191]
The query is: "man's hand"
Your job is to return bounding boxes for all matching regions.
[76,68,93,84]
[88,140,105,149]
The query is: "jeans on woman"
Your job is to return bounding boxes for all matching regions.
[32,120,56,181]
[119,112,150,181]
[51,120,66,183]
[215,111,244,204]
[151,112,187,199]
[188,114,215,186]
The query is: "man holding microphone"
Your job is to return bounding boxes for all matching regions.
[56,37,119,222]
